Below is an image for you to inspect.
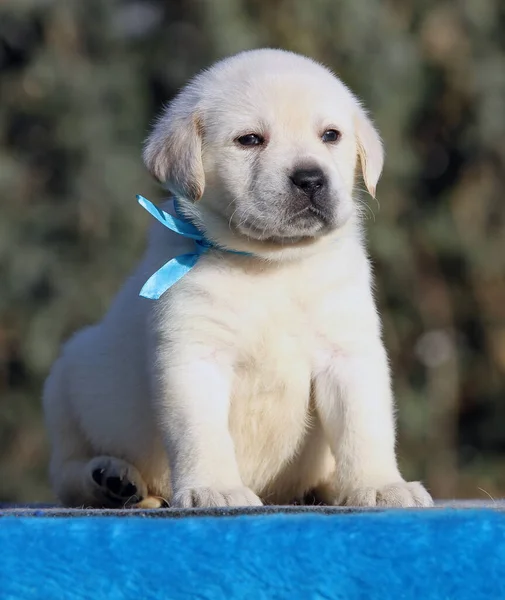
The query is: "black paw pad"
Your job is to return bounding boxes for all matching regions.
[104,475,138,499]
[106,476,122,495]
[123,482,138,497]
[92,468,104,486]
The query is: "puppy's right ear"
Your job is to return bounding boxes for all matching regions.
[143,95,205,202]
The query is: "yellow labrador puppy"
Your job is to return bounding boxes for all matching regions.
[43,49,433,509]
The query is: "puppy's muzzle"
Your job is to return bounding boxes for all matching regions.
[289,166,335,225]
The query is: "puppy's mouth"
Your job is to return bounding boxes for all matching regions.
[235,206,335,244]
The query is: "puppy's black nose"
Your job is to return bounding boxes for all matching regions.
[290,168,326,198]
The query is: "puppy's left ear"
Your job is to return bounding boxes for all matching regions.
[354,106,384,198]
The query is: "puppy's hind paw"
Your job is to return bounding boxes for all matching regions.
[172,486,263,508]
[87,456,148,508]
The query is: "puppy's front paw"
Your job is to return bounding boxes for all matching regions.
[341,481,433,508]
[172,486,263,508]
[87,456,148,507]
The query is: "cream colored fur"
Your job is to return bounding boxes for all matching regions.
[43,49,433,509]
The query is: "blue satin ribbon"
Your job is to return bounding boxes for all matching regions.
[137,195,249,300]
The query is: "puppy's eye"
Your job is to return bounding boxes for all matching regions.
[322,129,341,143]
[236,133,264,147]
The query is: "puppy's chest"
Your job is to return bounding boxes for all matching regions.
[233,283,352,383]
[179,248,374,370]
[230,302,312,467]
[228,283,349,464]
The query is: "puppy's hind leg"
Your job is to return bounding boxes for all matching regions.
[47,410,152,507]
[46,403,151,507]
[43,358,154,508]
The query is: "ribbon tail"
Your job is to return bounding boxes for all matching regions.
[139,253,200,300]
[137,195,203,240]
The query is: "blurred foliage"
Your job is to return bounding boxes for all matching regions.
[0,0,504,503]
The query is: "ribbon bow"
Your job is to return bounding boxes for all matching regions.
[137,195,249,300]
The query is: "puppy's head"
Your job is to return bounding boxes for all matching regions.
[144,49,383,256]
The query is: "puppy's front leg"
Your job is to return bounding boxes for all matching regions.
[156,353,262,508]
[315,342,433,507]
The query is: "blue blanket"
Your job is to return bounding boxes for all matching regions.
[1,509,503,599]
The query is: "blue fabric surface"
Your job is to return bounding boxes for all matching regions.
[1,510,503,599]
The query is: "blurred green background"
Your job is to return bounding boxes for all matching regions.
[1,0,504,503]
